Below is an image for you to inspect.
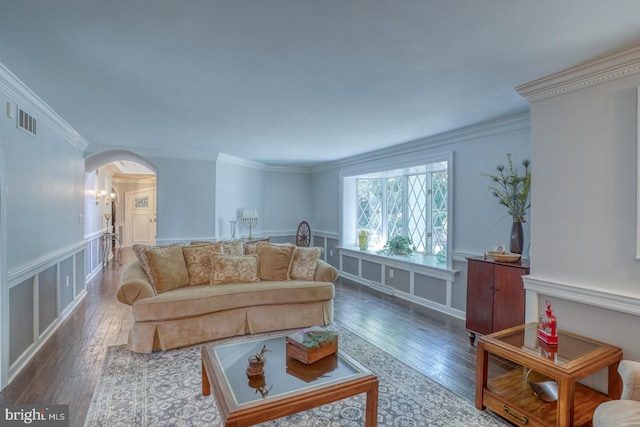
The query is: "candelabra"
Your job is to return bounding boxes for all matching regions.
[242,210,258,240]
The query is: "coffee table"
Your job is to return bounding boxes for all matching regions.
[202,334,379,426]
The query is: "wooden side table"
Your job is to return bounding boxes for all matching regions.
[476,323,622,427]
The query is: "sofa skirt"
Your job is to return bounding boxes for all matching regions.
[127,299,334,353]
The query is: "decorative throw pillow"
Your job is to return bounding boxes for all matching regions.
[132,242,182,283]
[256,243,295,281]
[289,246,323,280]
[144,245,190,293]
[210,254,260,285]
[182,242,224,285]
[244,243,258,255]
[223,241,245,256]
[132,243,154,280]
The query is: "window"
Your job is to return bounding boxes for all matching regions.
[349,159,449,257]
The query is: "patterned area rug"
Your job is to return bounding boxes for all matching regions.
[84,325,509,426]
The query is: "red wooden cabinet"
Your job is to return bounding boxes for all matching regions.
[465,257,529,345]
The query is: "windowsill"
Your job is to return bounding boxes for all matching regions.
[338,246,457,278]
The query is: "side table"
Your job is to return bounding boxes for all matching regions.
[476,323,622,427]
[101,232,121,267]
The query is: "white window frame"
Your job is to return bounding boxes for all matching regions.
[340,151,453,266]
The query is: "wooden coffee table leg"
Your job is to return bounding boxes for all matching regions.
[202,360,211,396]
[365,378,379,426]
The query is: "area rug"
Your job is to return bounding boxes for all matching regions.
[84,325,509,426]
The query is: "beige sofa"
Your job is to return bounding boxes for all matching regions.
[116,241,338,353]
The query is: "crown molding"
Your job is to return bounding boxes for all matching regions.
[516,46,640,103]
[84,144,220,162]
[0,62,88,151]
[84,146,311,174]
[311,112,530,173]
[215,153,311,173]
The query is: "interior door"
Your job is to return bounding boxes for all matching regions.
[125,188,156,247]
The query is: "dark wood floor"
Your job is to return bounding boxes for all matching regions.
[0,248,482,426]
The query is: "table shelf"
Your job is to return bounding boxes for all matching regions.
[484,368,610,426]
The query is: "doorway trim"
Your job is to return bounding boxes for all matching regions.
[0,139,8,389]
[84,150,157,174]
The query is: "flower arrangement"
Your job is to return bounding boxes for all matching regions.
[377,235,417,256]
[482,153,531,223]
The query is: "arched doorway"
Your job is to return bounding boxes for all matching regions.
[85,151,158,249]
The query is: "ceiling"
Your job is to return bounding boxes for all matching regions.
[2,1,640,167]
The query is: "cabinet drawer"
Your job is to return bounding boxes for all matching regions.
[483,392,546,427]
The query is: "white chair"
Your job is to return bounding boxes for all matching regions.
[593,360,640,426]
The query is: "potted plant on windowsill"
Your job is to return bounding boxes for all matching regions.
[482,153,531,254]
[377,235,417,256]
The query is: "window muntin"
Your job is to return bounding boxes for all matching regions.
[354,161,448,256]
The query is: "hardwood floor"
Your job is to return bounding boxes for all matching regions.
[0,249,481,426]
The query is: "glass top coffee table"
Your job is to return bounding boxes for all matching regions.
[202,334,379,426]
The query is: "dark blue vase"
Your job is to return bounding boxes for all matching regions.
[510,219,524,254]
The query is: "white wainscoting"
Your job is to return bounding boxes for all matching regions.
[6,241,86,387]
[338,247,463,319]
[85,230,108,281]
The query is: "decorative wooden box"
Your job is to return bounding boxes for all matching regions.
[285,328,338,364]
[286,353,338,382]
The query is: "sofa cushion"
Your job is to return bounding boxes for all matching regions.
[182,242,224,285]
[211,254,260,284]
[289,246,323,280]
[131,280,335,322]
[145,245,190,293]
[133,243,181,283]
[223,241,245,256]
[256,242,294,280]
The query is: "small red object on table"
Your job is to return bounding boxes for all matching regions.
[538,300,558,345]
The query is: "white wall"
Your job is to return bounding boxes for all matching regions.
[148,156,216,243]
[530,79,639,291]
[264,169,312,236]
[215,155,265,240]
[215,155,313,241]
[0,63,88,388]
[311,168,340,235]
[84,168,113,236]
[2,110,85,269]
[519,47,640,363]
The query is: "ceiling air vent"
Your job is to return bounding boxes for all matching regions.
[17,107,37,136]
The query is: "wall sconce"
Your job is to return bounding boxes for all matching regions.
[96,190,116,206]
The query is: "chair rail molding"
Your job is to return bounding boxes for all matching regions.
[523,274,640,318]
[8,241,86,287]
